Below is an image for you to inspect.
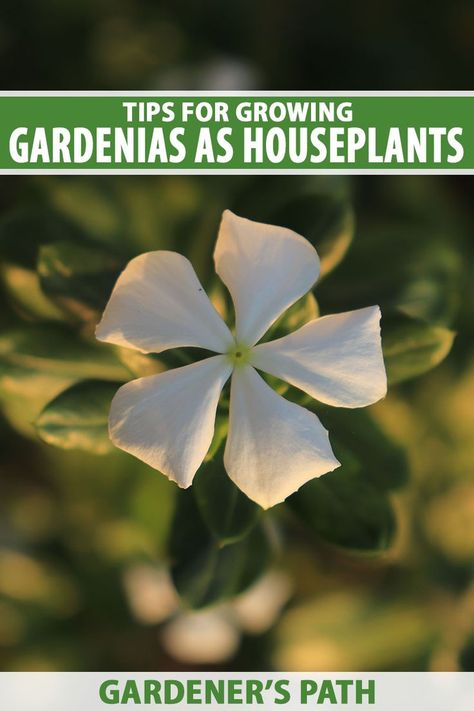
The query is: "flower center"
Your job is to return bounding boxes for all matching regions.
[226,341,252,367]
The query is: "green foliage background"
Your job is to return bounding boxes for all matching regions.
[0,0,473,674]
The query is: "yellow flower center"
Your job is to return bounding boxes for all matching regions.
[226,342,252,367]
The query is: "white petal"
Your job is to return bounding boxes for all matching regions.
[224,365,340,509]
[96,251,233,354]
[251,306,387,408]
[214,210,320,346]
[109,356,232,487]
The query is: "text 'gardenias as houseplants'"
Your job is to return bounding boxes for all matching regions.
[96,210,387,509]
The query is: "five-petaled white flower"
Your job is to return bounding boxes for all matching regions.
[96,211,387,509]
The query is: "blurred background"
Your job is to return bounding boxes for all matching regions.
[0,0,473,674]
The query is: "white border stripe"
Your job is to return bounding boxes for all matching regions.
[0,90,472,97]
[0,672,473,711]
[1,169,474,175]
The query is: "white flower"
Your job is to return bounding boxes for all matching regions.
[96,210,387,509]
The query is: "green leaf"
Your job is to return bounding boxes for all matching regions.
[194,443,260,545]
[287,405,407,551]
[117,345,216,381]
[0,207,85,320]
[157,347,219,371]
[44,179,124,244]
[288,465,396,552]
[0,366,77,438]
[261,292,319,343]
[1,263,65,321]
[116,347,166,378]
[314,406,409,491]
[35,380,119,454]
[38,241,124,322]
[382,312,455,385]
[169,490,272,608]
[203,414,228,463]
[316,224,461,327]
[0,326,129,438]
[0,206,85,269]
[270,193,355,278]
[43,176,210,254]
[0,325,131,381]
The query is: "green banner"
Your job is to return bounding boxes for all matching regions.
[0,93,473,171]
